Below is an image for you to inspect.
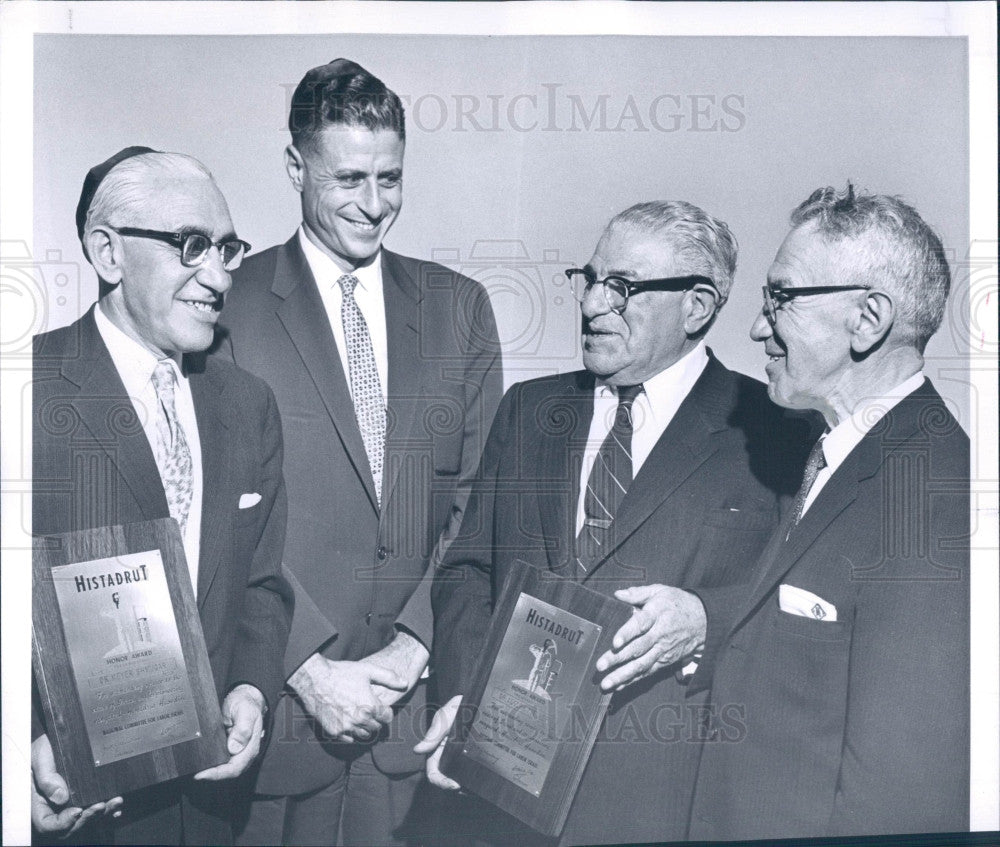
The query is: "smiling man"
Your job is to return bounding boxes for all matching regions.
[686,185,970,839]
[32,149,292,844]
[421,201,810,845]
[219,60,502,846]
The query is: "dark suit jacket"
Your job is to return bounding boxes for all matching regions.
[687,380,970,839]
[432,356,811,845]
[220,235,502,794]
[32,307,293,844]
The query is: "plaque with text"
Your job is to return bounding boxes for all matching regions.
[32,519,228,806]
[441,560,632,836]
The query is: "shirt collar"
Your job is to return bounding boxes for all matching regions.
[94,300,183,395]
[821,371,926,471]
[596,341,709,410]
[298,225,382,293]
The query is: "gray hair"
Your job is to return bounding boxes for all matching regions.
[790,184,951,353]
[608,200,739,302]
[84,152,214,240]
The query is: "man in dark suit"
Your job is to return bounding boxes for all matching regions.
[31,149,293,844]
[220,59,502,846]
[686,185,970,838]
[418,201,810,845]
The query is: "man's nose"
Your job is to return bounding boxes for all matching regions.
[580,282,611,319]
[197,246,233,294]
[749,308,772,342]
[356,179,381,217]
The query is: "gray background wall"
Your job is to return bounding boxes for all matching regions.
[33,34,970,422]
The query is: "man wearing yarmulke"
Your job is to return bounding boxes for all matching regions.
[32,148,292,844]
[219,59,502,845]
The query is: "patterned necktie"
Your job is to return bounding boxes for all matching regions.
[576,384,644,574]
[788,436,827,533]
[150,360,194,533]
[338,274,386,507]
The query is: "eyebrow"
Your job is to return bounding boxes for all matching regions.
[766,274,793,289]
[583,264,638,279]
[178,225,240,243]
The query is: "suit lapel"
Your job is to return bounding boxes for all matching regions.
[271,237,378,511]
[188,356,234,606]
[538,373,594,577]
[63,309,167,521]
[381,250,424,512]
[730,383,939,632]
[582,356,727,583]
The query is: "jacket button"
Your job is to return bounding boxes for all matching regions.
[376,546,388,561]
[365,612,373,625]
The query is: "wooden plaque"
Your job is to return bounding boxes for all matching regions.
[440,560,632,837]
[32,519,228,806]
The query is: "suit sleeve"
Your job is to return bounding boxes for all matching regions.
[397,278,503,649]
[225,386,294,711]
[431,384,515,703]
[826,465,970,834]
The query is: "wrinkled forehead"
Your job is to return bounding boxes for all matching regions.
[591,222,685,278]
[131,172,234,235]
[769,221,846,286]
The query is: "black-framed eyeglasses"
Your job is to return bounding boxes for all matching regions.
[112,227,252,271]
[565,268,716,315]
[761,284,871,324]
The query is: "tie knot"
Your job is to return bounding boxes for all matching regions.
[151,360,177,395]
[338,274,360,297]
[806,437,827,473]
[616,384,643,408]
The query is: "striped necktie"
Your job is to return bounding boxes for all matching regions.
[150,360,194,533]
[576,384,643,574]
[338,274,386,507]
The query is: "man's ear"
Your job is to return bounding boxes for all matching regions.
[683,286,721,336]
[284,144,306,193]
[851,290,894,353]
[85,227,124,286]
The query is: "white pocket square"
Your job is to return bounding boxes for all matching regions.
[778,584,838,621]
[239,492,262,509]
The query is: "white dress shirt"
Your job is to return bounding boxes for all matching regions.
[94,303,203,594]
[298,226,389,403]
[800,371,926,518]
[575,341,710,535]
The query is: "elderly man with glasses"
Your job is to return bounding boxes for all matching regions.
[418,200,812,846]
[685,185,970,839]
[31,148,292,845]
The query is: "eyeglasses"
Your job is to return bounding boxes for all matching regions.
[565,268,716,315]
[761,284,871,324]
[111,227,252,271]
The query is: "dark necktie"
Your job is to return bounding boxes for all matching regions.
[787,436,827,535]
[576,384,643,574]
[338,274,386,507]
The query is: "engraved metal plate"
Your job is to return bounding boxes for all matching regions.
[462,593,602,796]
[51,550,202,766]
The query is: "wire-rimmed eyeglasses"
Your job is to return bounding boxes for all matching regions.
[111,227,252,271]
[565,268,716,315]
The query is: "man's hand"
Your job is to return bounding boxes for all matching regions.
[288,651,407,742]
[31,734,123,835]
[194,684,267,781]
[596,585,707,692]
[366,630,430,709]
[413,694,462,790]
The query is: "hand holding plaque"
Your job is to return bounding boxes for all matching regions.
[32,520,229,807]
[429,561,633,837]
